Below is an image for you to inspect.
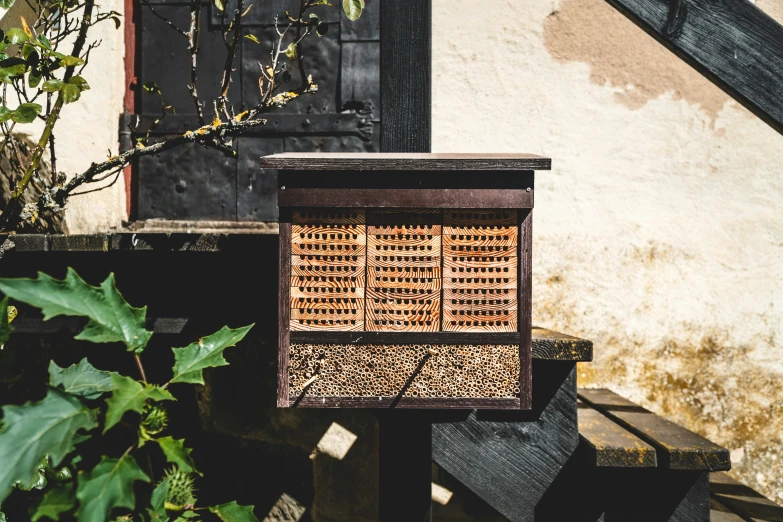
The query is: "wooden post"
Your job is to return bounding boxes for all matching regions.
[379,1,432,520]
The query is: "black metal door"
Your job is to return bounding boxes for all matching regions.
[136,0,379,221]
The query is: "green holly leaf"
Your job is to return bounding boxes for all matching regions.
[172,512,199,522]
[32,485,75,521]
[0,0,16,9]
[11,102,42,123]
[0,268,153,352]
[49,358,113,400]
[60,83,80,104]
[209,502,259,522]
[342,0,364,21]
[75,454,149,522]
[5,28,28,44]
[0,389,97,503]
[42,79,64,92]
[156,437,199,475]
[169,325,253,385]
[104,374,174,432]
[0,107,12,123]
[0,297,12,346]
[147,477,169,522]
[59,55,84,67]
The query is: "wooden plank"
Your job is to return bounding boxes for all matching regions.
[517,209,532,409]
[710,472,783,522]
[261,153,552,171]
[531,327,594,361]
[710,499,747,522]
[291,265,365,278]
[277,220,291,408]
[443,290,517,311]
[444,256,517,276]
[577,400,657,468]
[605,0,783,136]
[292,209,365,225]
[578,388,730,471]
[278,187,534,209]
[368,233,441,252]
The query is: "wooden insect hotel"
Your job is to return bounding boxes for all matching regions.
[263,153,552,409]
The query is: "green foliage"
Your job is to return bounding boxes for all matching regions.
[156,437,199,475]
[0,270,255,519]
[104,374,174,433]
[342,0,364,21]
[0,297,13,346]
[0,268,153,352]
[0,0,15,9]
[209,502,260,522]
[49,359,113,399]
[170,325,252,385]
[5,28,29,45]
[12,103,42,123]
[32,485,75,522]
[0,389,96,503]
[75,455,149,522]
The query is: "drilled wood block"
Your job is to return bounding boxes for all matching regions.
[366,210,442,332]
[290,210,366,331]
[288,343,520,399]
[366,308,440,332]
[443,210,517,227]
[443,310,518,332]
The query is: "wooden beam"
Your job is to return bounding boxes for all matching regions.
[605,0,783,135]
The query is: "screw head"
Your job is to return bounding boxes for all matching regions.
[526,187,531,192]
[280,186,286,191]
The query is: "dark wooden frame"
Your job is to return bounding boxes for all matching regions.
[269,153,549,410]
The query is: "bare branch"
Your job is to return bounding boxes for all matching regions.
[187,0,205,124]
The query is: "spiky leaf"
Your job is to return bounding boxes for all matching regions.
[0,297,12,346]
[104,374,174,432]
[32,485,75,521]
[0,389,96,503]
[342,0,364,21]
[0,268,153,352]
[49,358,113,399]
[75,455,149,522]
[209,502,259,522]
[170,325,253,385]
[156,437,199,475]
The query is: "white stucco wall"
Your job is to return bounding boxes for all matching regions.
[433,0,783,502]
[0,0,127,232]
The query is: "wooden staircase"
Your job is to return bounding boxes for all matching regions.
[431,328,782,521]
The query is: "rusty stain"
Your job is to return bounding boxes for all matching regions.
[542,0,731,124]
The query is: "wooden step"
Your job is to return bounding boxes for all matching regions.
[710,472,783,522]
[578,388,730,471]
[577,399,657,468]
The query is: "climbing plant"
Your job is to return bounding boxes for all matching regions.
[0,0,365,230]
[0,268,257,521]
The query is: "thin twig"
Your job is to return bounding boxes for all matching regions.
[187,0,205,124]
[134,353,148,384]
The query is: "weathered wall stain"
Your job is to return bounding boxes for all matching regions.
[543,0,731,122]
[535,255,783,501]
